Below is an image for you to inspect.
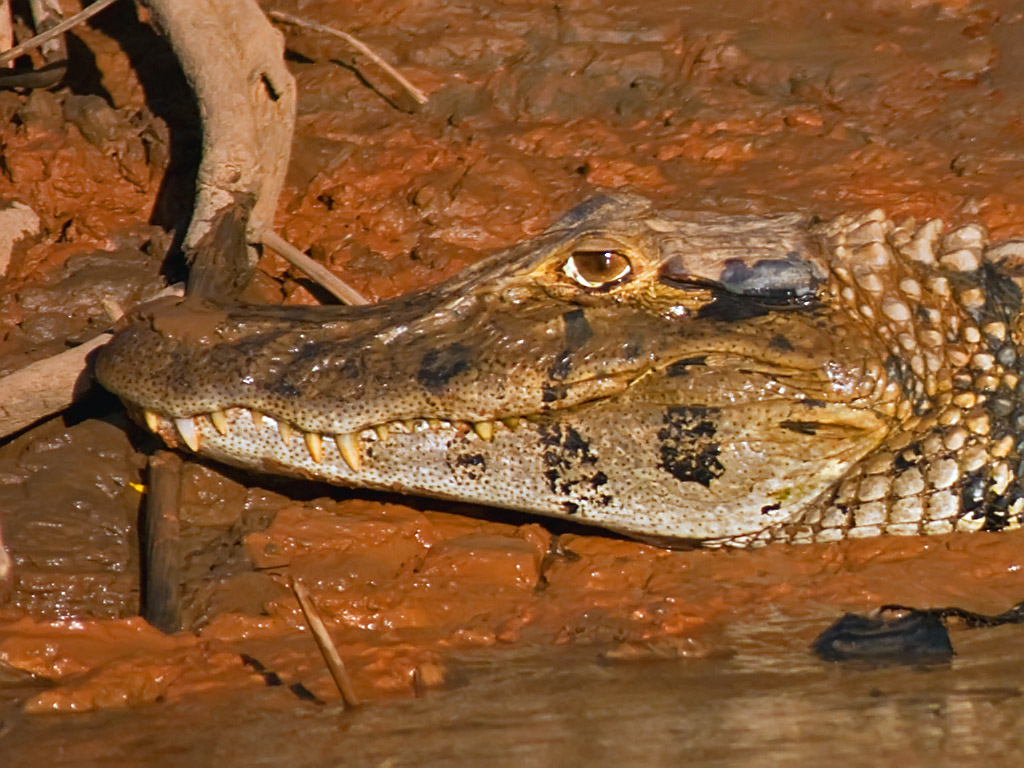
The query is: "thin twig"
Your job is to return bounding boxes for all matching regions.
[291,578,361,708]
[0,0,121,66]
[260,230,369,306]
[268,10,428,105]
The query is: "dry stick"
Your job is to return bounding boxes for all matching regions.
[260,231,369,306]
[144,451,184,633]
[0,333,110,437]
[0,283,184,440]
[268,10,428,106]
[0,0,121,66]
[291,578,361,708]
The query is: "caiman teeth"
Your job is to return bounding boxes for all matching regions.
[278,420,294,446]
[175,417,200,451]
[209,410,229,436]
[150,407,533,466]
[304,432,324,463]
[334,432,362,471]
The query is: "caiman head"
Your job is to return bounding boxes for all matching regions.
[97,193,1021,546]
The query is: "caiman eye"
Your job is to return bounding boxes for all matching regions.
[563,248,632,288]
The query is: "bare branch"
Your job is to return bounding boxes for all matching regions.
[292,578,361,708]
[261,231,369,306]
[268,10,428,106]
[0,0,120,66]
[140,0,296,254]
[0,284,184,440]
[0,333,110,437]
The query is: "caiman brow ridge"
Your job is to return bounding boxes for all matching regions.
[95,193,1024,547]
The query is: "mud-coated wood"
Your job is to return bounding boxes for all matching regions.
[140,0,296,256]
[144,451,184,633]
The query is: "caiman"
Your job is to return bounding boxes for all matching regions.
[95,194,1024,547]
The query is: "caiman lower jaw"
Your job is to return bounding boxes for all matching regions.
[138,403,535,472]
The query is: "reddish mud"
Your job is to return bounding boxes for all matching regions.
[3,0,1024,764]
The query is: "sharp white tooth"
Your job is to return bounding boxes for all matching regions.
[175,417,199,452]
[143,409,159,432]
[402,419,416,432]
[334,433,362,472]
[375,424,390,441]
[390,420,409,434]
[278,420,293,446]
[209,410,229,436]
[250,409,264,429]
[304,432,323,463]
[501,416,520,431]
[472,421,494,441]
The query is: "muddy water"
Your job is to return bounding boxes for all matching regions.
[5,621,1024,766]
[4,0,1024,763]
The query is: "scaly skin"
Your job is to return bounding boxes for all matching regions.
[95,194,1024,546]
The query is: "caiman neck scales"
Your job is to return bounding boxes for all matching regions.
[96,194,1024,547]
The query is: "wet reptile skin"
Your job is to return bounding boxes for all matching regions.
[95,194,1024,547]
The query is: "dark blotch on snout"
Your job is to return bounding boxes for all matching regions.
[657,405,725,487]
[549,309,594,380]
[418,343,472,393]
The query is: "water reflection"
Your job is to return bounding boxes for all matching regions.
[4,618,1024,766]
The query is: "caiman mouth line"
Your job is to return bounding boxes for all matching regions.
[142,404,538,472]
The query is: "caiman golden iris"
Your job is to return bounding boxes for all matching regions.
[95,194,1024,547]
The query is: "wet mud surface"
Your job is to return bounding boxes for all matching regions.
[4,0,1024,764]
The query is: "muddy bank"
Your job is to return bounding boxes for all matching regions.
[3,0,1024,763]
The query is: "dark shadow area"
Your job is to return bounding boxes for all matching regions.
[61,33,112,102]
[81,0,200,278]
